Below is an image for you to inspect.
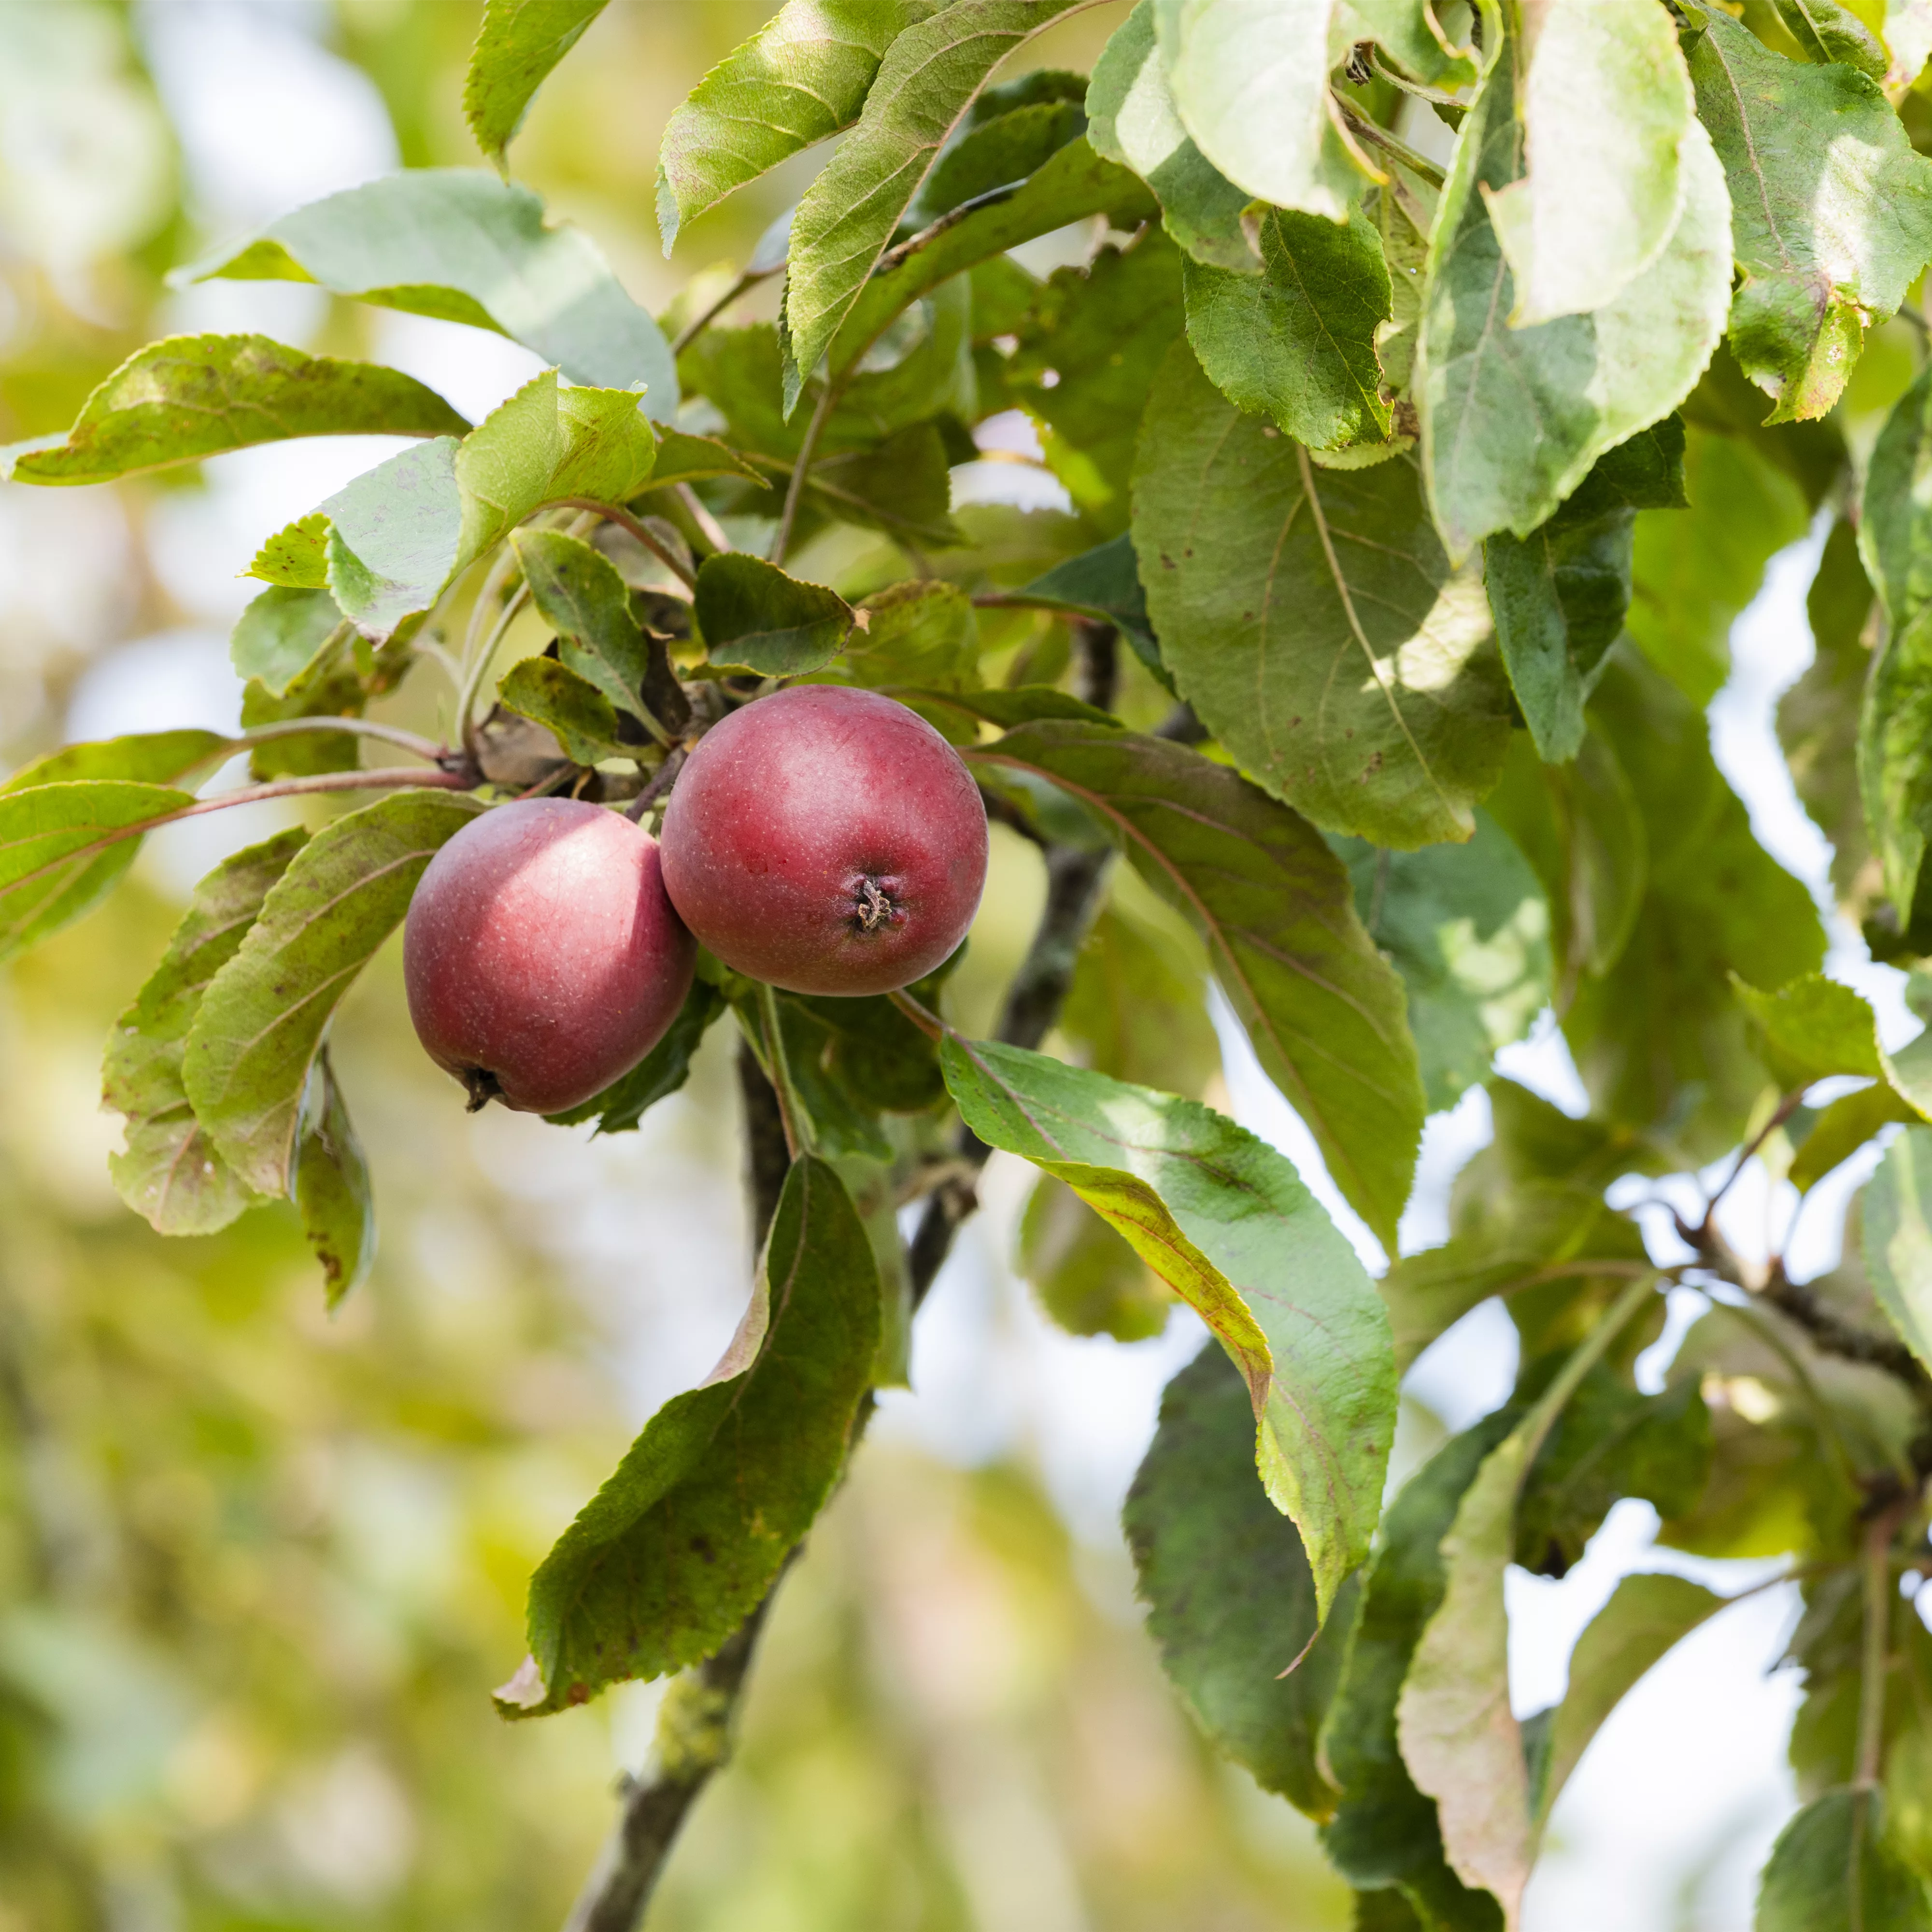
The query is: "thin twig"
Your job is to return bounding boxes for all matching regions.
[769,382,838,569]
[675,483,733,558]
[870,182,1024,280]
[5,767,473,899]
[1857,1504,1907,1789]
[754,981,807,1160]
[234,716,451,765]
[1335,95,1449,186]
[624,747,685,824]
[550,499,699,590]
[669,265,779,357]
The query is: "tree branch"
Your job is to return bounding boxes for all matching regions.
[560,629,1123,1925]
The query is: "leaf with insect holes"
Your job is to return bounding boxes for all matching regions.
[104,830,308,1236]
[183,790,488,1198]
[965,721,1422,1248]
[0,781,198,966]
[941,1036,1396,1619]
[498,1154,879,1714]
[1133,342,1513,849]
[174,170,677,412]
[0,334,467,486]
[1125,1345,1364,1816]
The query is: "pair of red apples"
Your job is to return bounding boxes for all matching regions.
[404,685,992,1114]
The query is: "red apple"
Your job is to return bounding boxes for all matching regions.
[659,685,988,996]
[404,798,695,1113]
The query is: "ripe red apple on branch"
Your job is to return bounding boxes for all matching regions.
[660,685,989,997]
[404,798,695,1114]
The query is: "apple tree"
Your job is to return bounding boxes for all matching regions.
[9,0,1932,1925]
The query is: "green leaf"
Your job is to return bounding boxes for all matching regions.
[1689,12,1932,424]
[182,790,488,1196]
[454,369,658,559]
[830,136,1156,381]
[1779,516,1876,915]
[1566,656,1826,1161]
[1184,203,1393,451]
[1532,1573,1724,1827]
[463,0,609,170]
[1858,366,1932,915]
[808,420,964,549]
[1773,0,1890,74]
[1154,0,1375,222]
[656,0,936,250]
[1861,1125,1932,1377]
[846,581,978,691]
[1417,30,1731,559]
[909,87,1089,227]
[1348,0,1479,88]
[496,657,627,765]
[1321,1415,1515,1926]
[1379,1076,1653,1373]
[1889,1,1932,87]
[903,686,1116,732]
[510,528,651,722]
[1625,425,1807,706]
[1756,1790,1932,1931]
[499,1154,879,1714]
[176,169,677,411]
[1015,533,1161,677]
[1396,1278,1655,1924]
[294,1049,376,1307]
[249,513,332,590]
[266,371,659,645]
[229,586,344,698]
[103,829,308,1236]
[0,334,468,486]
[1085,0,1258,271]
[1484,420,1686,762]
[966,721,1424,1249]
[646,428,766,493]
[1019,1176,1171,1340]
[1481,0,1695,326]
[1133,342,1512,848]
[1124,1344,1363,1815]
[1009,230,1186,536]
[783,0,1087,396]
[1792,1081,1923,1194]
[0,781,196,966]
[3,730,229,794]
[695,552,852,676]
[1733,972,1932,1108]
[941,1036,1396,1616]
[1333,811,1552,1115]
[545,979,727,1132]
[239,632,369,781]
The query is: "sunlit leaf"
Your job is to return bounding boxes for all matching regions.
[1688,11,1932,424]
[1134,342,1512,848]
[942,1036,1396,1617]
[496,658,627,765]
[1418,27,1730,558]
[463,0,610,170]
[656,0,937,250]
[695,553,852,676]
[176,169,677,411]
[511,528,652,724]
[1861,1126,1932,1377]
[229,586,345,698]
[0,781,197,966]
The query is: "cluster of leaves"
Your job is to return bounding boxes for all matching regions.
[14,0,1932,1920]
